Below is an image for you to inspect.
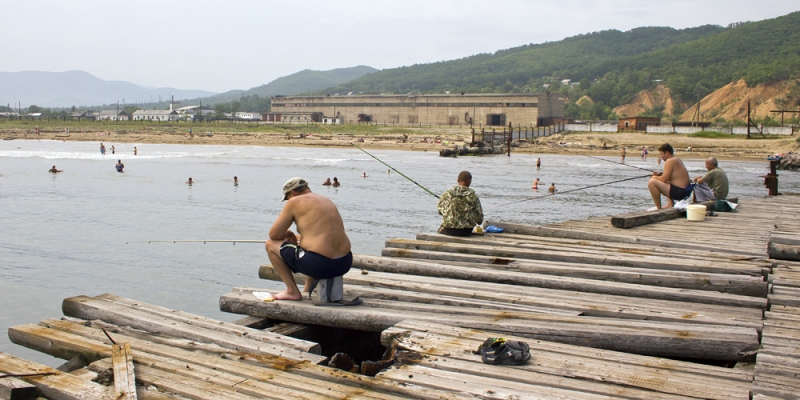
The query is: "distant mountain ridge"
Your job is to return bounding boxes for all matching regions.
[0,70,216,108]
[196,66,377,105]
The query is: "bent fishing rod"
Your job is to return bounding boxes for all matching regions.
[495,173,652,207]
[350,142,440,199]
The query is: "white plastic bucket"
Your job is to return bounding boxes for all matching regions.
[686,204,706,221]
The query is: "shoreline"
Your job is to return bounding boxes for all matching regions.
[3,127,797,161]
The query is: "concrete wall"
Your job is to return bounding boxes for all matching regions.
[564,124,618,132]
[270,93,565,127]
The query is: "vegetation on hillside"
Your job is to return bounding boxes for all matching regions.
[325,12,800,121]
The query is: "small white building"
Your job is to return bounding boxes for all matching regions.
[234,112,260,120]
[132,110,179,121]
[95,110,130,121]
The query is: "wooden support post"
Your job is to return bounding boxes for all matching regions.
[0,377,36,400]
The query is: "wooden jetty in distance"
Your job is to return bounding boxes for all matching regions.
[4,196,800,398]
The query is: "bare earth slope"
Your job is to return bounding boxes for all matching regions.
[681,79,798,121]
[614,84,679,118]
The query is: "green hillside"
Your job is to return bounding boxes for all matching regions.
[200,65,377,107]
[326,11,800,120]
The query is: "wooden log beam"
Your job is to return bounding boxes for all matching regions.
[92,293,320,353]
[354,254,769,302]
[259,265,766,329]
[112,343,137,400]
[0,351,110,400]
[61,295,323,359]
[220,289,760,360]
[610,198,737,229]
[385,238,765,277]
[768,239,800,261]
[486,220,762,256]
[0,377,36,400]
[378,248,768,296]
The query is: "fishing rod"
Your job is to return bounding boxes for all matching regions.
[495,173,652,207]
[126,239,265,245]
[350,142,440,199]
[585,155,658,174]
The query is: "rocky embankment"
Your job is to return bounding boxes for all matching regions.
[777,153,800,171]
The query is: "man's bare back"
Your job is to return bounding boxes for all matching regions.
[270,192,350,258]
[662,157,690,190]
[266,180,351,301]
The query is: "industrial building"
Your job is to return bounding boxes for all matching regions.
[267,93,565,126]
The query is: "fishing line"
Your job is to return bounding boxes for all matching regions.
[350,142,440,199]
[584,154,658,173]
[494,173,652,207]
[127,240,265,245]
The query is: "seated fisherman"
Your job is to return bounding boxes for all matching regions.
[265,177,352,300]
[693,157,729,202]
[647,143,691,209]
[437,171,483,236]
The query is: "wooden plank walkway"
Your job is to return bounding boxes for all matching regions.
[6,195,799,398]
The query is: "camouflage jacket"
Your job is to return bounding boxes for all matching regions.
[437,186,484,229]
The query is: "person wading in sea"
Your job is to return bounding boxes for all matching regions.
[265,177,352,301]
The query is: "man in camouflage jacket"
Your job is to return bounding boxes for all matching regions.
[437,170,484,236]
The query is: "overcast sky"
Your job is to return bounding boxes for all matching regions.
[2,0,797,93]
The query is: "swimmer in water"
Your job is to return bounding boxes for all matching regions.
[134,147,138,156]
[548,183,557,193]
[532,178,539,190]
[115,160,124,173]
[234,176,239,186]
[49,165,62,173]
[322,178,332,186]
[536,158,541,169]
[186,177,193,185]
[362,172,368,178]
[332,177,340,187]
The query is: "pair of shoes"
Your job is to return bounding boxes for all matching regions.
[476,337,531,365]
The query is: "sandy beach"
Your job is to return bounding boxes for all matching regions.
[2,124,797,161]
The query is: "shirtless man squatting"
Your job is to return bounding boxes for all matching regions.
[648,143,691,209]
[265,177,352,300]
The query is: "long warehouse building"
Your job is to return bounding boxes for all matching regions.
[267,93,566,126]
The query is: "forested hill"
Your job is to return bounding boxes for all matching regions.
[327,11,800,119]
[199,65,377,106]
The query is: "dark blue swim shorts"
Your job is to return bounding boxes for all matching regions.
[279,242,352,279]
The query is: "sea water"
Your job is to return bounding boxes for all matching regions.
[1,139,798,365]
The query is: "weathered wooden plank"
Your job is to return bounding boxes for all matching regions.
[0,351,110,400]
[387,320,753,381]
[415,231,762,263]
[381,353,692,400]
[92,294,320,353]
[381,321,751,399]
[0,377,36,400]
[378,364,611,400]
[61,295,325,362]
[768,240,800,261]
[487,220,763,256]
[258,265,765,330]
[380,247,767,295]
[112,343,137,400]
[221,289,759,360]
[769,294,800,307]
[610,198,737,229]
[353,254,768,304]
[385,238,765,276]
[15,319,458,400]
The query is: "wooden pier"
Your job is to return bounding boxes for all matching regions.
[4,195,800,399]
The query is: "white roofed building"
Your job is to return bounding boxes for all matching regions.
[132,110,179,121]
